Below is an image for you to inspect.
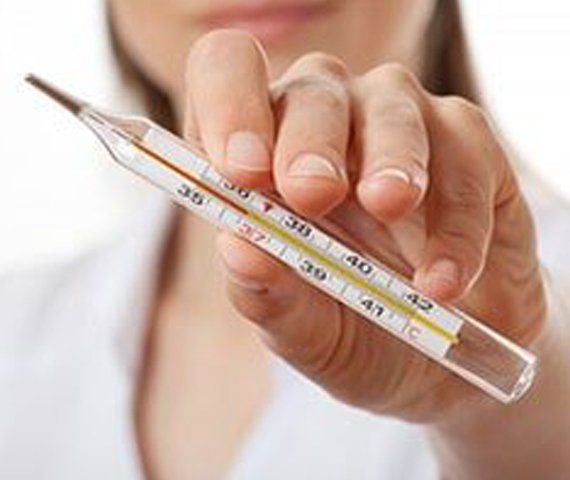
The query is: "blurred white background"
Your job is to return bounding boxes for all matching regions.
[1,0,569,271]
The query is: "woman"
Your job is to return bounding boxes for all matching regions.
[1,0,569,478]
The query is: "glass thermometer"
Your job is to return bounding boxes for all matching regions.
[26,75,537,404]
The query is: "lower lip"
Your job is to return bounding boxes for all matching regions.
[201,5,327,45]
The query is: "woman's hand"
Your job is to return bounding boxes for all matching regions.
[183,30,547,422]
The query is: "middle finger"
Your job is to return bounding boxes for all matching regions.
[272,53,351,218]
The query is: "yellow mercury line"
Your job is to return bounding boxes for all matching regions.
[134,140,459,345]
[249,211,459,345]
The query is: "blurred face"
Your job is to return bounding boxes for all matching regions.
[109,0,436,102]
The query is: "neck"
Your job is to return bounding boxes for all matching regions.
[136,213,273,480]
[165,213,230,319]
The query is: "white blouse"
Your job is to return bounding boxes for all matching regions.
[0,175,568,479]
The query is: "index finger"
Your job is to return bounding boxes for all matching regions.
[185,29,275,188]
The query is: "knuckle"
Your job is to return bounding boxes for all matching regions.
[370,97,418,120]
[368,62,420,90]
[365,99,428,163]
[293,51,350,80]
[188,28,265,69]
[439,96,489,130]
[305,80,348,112]
[370,98,425,136]
[280,75,350,113]
[441,172,489,209]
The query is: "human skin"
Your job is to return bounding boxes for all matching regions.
[109,1,570,478]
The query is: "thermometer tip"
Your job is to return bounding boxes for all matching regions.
[25,74,87,115]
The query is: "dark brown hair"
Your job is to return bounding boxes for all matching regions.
[107,0,479,133]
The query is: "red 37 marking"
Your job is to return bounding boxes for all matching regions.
[237,221,267,243]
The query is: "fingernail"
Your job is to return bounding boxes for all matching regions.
[427,258,460,289]
[226,131,271,171]
[364,167,424,193]
[288,153,340,180]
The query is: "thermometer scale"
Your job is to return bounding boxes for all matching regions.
[26,75,537,404]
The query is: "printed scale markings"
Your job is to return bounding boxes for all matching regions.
[132,138,459,346]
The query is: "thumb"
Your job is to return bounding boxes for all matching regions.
[217,231,343,368]
[216,231,440,412]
